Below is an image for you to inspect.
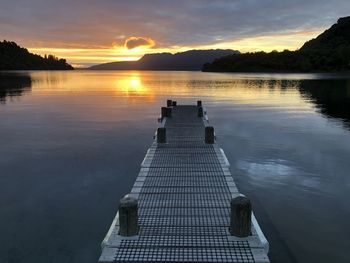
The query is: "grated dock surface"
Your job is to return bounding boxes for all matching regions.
[99,105,270,263]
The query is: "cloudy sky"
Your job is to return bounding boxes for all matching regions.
[1,0,349,67]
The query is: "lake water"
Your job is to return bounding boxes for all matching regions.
[0,70,350,263]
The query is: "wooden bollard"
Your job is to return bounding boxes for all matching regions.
[157,127,166,143]
[205,126,214,144]
[230,196,251,237]
[119,196,138,236]
[198,106,203,117]
[172,101,177,107]
[166,107,172,117]
[197,100,202,107]
[167,99,173,107]
[161,107,167,119]
[161,107,172,118]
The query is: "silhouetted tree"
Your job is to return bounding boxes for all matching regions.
[0,40,74,70]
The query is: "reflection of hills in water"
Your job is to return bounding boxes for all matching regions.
[1,72,350,130]
[299,79,350,128]
[0,73,32,103]
[238,77,350,129]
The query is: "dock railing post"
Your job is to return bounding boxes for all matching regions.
[198,106,203,117]
[161,107,167,119]
[167,99,173,107]
[166,107,172,117]
[119,196,139,236]
[161,106,172,119]
[230,196,252,237]
[205,126,215,144]
[157,127,166,143]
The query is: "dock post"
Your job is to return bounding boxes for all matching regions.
[230,196,251,237]
[197,100,202,107]
[205,126,215,144]
[119,196,139,236]
[161,107,167,119]
[198,106,204,117]
[166,107,172,117]
[172,101,177,107]
[167,99,173,107]
[157,127,166,143]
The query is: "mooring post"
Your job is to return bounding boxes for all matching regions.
[166,107,172,117]
[198,106,204,117]
[119,196,139,236]
[161,107,167,119]
[161,106,172,118]
[167,99,173,107]
[197,100,202,107]
[172,101,177,107]
[230,196,251,237]
[205,126,215,144]
[157,127,166,143]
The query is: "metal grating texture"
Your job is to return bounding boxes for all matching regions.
[99,105,270,263]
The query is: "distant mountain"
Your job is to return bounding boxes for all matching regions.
[203,16,350,73]
[0,40,73,70]
[89,49,239,70]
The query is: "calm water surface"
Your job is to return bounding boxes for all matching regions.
[0,71,350,263]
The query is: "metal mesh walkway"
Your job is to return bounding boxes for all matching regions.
[99,104,270,263]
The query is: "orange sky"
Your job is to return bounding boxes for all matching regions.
[28,29,324,68]
[1,0,349,68]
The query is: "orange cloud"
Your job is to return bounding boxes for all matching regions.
[124,37,155,49]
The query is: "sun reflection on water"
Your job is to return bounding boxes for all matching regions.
[25,70,325,111]
[115,75,145,95]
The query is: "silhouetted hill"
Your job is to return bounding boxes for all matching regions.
[0,40,73,70]
[203,16,350,73]
[89,49,238,70]
[301,17,350,50]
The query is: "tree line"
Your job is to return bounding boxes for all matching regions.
[0,40,73,70]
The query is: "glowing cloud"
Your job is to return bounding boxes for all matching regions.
[124,37,155,49]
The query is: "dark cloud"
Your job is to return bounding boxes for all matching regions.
[0,0,349,48]
[124,37,155,49]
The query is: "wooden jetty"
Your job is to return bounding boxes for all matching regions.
[99,100,270,263]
